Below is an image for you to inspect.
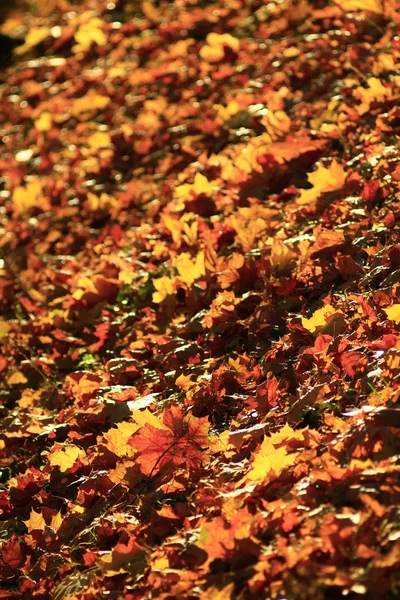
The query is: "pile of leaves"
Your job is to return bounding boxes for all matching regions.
[0,0,400,598]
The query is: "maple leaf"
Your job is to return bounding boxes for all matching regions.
[73,15,107,54]
[86,192,118,212]
[7,371,27,386]
[200,33,239,62]
[129,424,176,475]
[0,319,10,340]
[152,275,176,303]
[175,173,215,199]
[130,408,209,475]
[261,109,291,140]
[48,444,85,472]
[23,508,46,532]
[14,26,50,54]
[334,0,383,14]
[132,408,169,430]
[384,304,400,323]
[87,131,112,149]
[197,516,235,561]
[101,533,144,571]
[13,180,43,213]
[270,239,296,272]
[49,512,63,532]
[246,437,299,482]
[354,77,392,115]
[102,422,139,458]
[70,93,110,118]
[302,304,341,333]
[297,160,347,205]
[142,1,161,21]
[34,112,52,132]
[1,539,25,569]
[173,251,205,286]
[103,410,167,458]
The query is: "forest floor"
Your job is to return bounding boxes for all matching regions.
[0,1,400,599]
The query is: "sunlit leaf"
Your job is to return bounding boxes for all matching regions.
[48,444,85,472]
[298,160,347,205]
[174,251,205,286]
[0,319,10,340]
[23,508,46,532]
[175,173,215,199]
[334,0,383,14]
[152,276,176,303]
[384,304,400,323]
[14,26,51,55]
[7,371,28,386]
[13,180,42,213]
[302,304,339,333]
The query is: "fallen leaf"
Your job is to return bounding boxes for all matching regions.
[384,304,400,323]
[48,444,85,472]
[245,436,299,481]
[13,180,42,213]
[298,160,347,205]
[302,304,340,333]
[0,319,10,340]
[23,508,46,532]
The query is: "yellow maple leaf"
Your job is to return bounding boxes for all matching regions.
[142,1,161,21]
[200,33,239,63]
[86,192,118,212]
[0,319,10,340]
[14,26,51,55]
[24,508,46,532]
[72,275,98,300]
[174,251,205,286]
[270,239,295,271]
[235,145,263,175]
[13,180,42,213]
[175,374,194,391]
[384,304,400,323]
[298,160,347,205]
[50,512,63,532]
[87,131,111,149]
[35,111,52,132]
[354,77,392,115]
[261,109,291,140]
[302,304,338,333]
[152,276,176,303]
[48,444,85,472]
[103,421,139,457]
[214,100,241,123]
[73,17,107,54]
[175,173,215,199]
[71,94,110,118]
[7,371,28,386]
[269,422,305,445]
[334,0,382,14]
[246,437,299,481]
[131,408,168,430]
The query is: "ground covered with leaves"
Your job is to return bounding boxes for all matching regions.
[0,0,400,598]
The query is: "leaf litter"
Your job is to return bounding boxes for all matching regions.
[0,0,400,598]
